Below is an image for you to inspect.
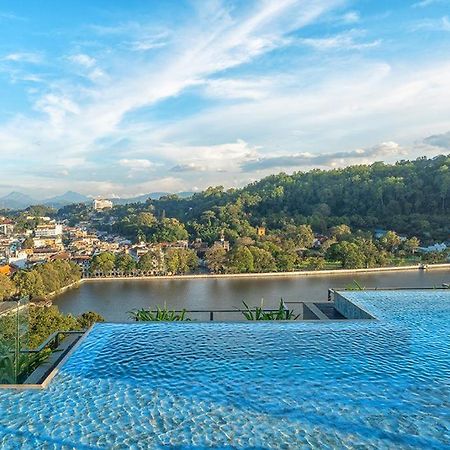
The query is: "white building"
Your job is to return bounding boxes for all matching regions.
[93,199,113,210]
[8,250,28,269]
[0,223,14,236]
[35,223,63,238]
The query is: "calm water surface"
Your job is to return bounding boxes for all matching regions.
[55,269,450,321]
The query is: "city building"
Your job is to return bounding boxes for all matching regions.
[93,199,113,210]
[0,223,14,236]
[35,224,63,238]
[7,250,28,269]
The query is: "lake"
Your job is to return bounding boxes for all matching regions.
[54,269,450,321]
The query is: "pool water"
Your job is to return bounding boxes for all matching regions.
[1,290,449,449]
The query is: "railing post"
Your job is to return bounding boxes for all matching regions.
[55,333,60,348]
[210,311,214,321]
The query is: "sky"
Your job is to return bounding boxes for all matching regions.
[0,0,450,198]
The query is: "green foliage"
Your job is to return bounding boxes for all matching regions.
[138,249,165,273]
[0,274,16,301]
[130,306,190,321]
[330,224,352,240]
[0,305,104,384]
[345,280,365,290]
[90,252,116,274]
[145,154,450,241]
[28,306,79,348]
[0,348,51,384]
[227,246,254,273]
[380,231,402,252]
[12,270,45,298]
[22,237,34,249]
[248,246,277,272]
[240,299,298,320]
[115,253,137,273]
[164,248,198,274]
[326,238,388,269]
[76,311,105,329]
[205,244,227,273]
[403,236,420,254]
[12,260,81,299]
[28,305,104,347]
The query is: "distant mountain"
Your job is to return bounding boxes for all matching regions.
[111,191,194,205]
[0,190,195,211]
[44,191,90,208]
[0,191,37,210]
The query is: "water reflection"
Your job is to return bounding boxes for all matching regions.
[54,269,449,321]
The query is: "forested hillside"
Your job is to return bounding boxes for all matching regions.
[146,155,449,242]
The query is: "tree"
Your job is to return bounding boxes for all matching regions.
[0,274,15,300]
[27,306,103,348]
[380,231,401,253]
[150,218,189,243]
[12,271,45,298]
[90,252,116,274]
[305,256,325,270]
[227,246,254,273]
[326,242,365,269]
[249,246,276,272]
[35,263,61,294]
[115,253,136,274]
[164,248,198,274]
[138,249,165,273]
[136,212,157,227]
[330,224,351,240]
[22,237,34,249]
[403,237,420,255]
[77,312,105,329]
[293,224,315,249]
[205,244,227,273]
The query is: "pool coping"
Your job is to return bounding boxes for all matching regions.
[0,325,94,390]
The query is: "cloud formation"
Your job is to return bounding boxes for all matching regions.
[241,142,408,171]
[0,0,449,197]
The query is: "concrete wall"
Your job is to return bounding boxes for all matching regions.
[333,292,374,320]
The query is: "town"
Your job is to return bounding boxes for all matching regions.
[0,192,449,301]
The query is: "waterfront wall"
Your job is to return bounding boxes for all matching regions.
[80,263,450,282]
[45,280,82,298]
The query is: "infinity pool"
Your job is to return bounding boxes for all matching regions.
[1,290,449,449]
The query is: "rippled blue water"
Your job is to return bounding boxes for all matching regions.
[1,290,449,449]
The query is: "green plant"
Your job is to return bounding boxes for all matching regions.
[129,304,190,321]
[345,280,365,290]
[240,299,299,321]
[0,349,51,384]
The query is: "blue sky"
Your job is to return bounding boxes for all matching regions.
[0,0,449,198]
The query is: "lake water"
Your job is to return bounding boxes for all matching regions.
[55,269,450,321]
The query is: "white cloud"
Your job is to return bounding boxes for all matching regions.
[204,77,275,100]
[34,94,80,126]
[412,0,444,7]
[0,0,449,196]
[119,159,158,169]
[68,53,96,68]
[241,141,408,171]
[341,11,360,24]
[2,52,42,64]
[298,31,381,51]
[413,16,450,32]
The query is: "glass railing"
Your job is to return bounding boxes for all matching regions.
[0,297,30,384]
